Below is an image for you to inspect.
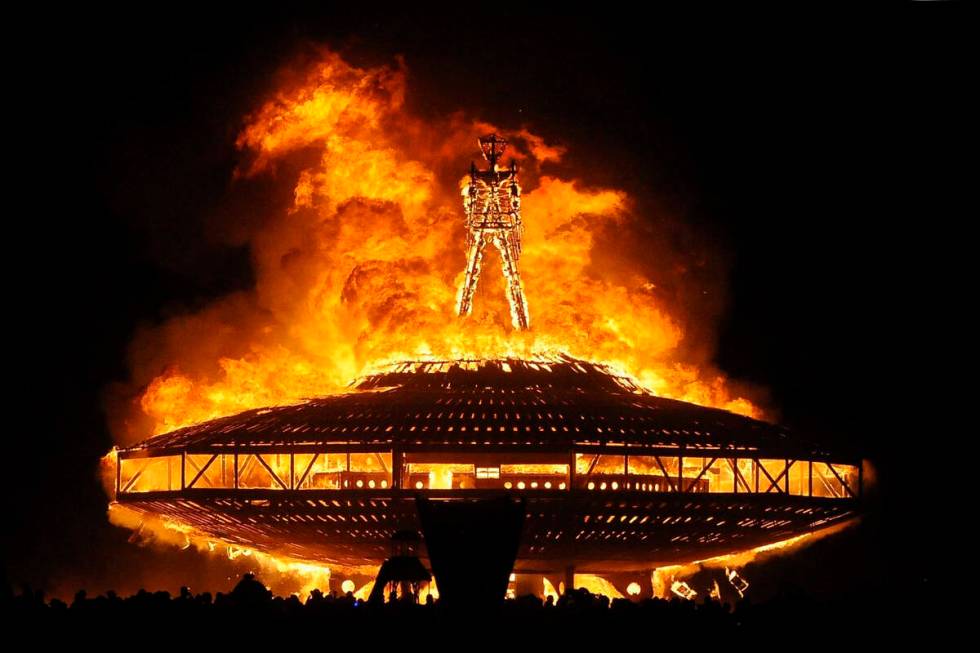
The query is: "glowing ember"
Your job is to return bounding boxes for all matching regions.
[709,580,722,600]
[726,567,749,597]
[671,580,697,600]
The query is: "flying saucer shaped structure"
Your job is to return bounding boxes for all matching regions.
[110,358,862,577]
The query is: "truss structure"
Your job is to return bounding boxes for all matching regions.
[113,358,861,572]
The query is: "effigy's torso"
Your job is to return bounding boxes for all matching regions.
[464,171,521,231]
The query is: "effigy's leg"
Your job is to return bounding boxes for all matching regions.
[456,232,488,317]
[494,232,530,329]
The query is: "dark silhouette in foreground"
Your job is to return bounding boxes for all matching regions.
[416,496,524,608]
[3,572,912,634]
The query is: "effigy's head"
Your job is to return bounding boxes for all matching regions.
[479,133,508,164]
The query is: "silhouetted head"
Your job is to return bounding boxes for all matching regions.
[230,572,271,606]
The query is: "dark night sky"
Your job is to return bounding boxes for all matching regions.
[6,5,967,598]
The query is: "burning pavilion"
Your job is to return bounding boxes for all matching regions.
[106,136,863,602]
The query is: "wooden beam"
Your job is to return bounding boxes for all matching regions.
[758,461,784,494]
[731,459,751,493]
[392,450,403,489]
[826,463,857,498]
[121,462,145,494]
[653,456,678,492]
[186,453,218,489]
[769,463,789,494]
[255,454,289,490]
[683,457,716,493]
[586,454,600,476]
[295,454,320,489]
[238,454,254,480]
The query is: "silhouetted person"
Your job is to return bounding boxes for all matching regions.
[230,572,271,608]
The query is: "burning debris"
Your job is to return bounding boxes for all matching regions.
[726,567,750,597]
[671,580,698,601]
[710,580,722,601]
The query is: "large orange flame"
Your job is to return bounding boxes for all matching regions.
[109,48,761,444]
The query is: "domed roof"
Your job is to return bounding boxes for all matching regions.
[127,357,835,459]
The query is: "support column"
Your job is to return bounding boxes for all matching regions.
[392,450,403,489]
[564,565,575,593]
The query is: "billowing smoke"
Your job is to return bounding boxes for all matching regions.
[106,47,763,445]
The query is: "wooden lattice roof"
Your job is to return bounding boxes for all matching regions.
[124,358,843,460]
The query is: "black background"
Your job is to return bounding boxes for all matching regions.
[7,4,967,599]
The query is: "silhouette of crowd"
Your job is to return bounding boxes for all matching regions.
[4,572,889,633]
